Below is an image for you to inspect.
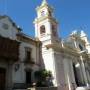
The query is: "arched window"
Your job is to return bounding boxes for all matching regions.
[40,25,46,34]
[79,44,83,51]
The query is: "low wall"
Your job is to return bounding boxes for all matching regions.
[14,87,57,90]
[76,87,90,90]
[36,87,57,90]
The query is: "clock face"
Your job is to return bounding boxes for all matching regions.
[41,10,45,16]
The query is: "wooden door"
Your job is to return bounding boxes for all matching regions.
[0,68,6,90]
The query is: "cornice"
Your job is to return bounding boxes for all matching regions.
[34,16,58,24]
[45,43,80,57]
[17,33,41,46]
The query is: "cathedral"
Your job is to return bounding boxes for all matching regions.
[0,0,90,90]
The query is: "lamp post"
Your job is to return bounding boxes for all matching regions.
[79,50,89,87]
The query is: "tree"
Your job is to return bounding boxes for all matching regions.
[35,69,53,87]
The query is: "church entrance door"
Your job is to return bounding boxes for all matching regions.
[0,68,6,90]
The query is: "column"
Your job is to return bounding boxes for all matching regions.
[80,55,89,86]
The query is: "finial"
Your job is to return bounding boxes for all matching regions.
[41,0,48,6]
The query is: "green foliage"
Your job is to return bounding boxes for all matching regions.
[35,69,53,87]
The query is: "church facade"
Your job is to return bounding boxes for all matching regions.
[34,0,90,90]
[0,0,90,90]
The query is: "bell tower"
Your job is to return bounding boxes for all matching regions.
[34,0,59,86]
[34,0,59,43]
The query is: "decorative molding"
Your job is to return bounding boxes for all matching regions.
[34,16,57,24]
[45,43,80,57]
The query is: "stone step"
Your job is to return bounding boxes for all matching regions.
[76,87,90,90]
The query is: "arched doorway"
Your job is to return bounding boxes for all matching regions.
[73,63,83,86]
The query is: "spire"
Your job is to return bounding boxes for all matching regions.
[41,0,48,6]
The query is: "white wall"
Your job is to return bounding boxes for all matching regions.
[42,48,58,86]
[0,16,41,85]
[0,17,18,40]
[12,41,40,84]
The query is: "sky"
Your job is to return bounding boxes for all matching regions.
[0,0,90,39]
